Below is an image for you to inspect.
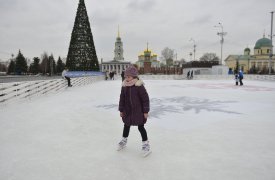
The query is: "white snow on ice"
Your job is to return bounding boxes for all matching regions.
[1,79,275,180]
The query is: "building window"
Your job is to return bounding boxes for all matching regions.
[267,49,270,54]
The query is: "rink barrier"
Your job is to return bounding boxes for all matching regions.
[139,74,275,81]
[139,75,184,80]
[0,75,104,104]
[1,74,274,104]
[192,74,275,81]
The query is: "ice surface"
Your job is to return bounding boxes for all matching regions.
[1,79,275,180]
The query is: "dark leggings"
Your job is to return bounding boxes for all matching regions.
[123,124,148,141]
[65,76,71,86]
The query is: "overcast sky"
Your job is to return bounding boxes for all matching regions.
[0,0,274,63]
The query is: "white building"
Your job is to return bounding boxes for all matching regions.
[101,27,131,74]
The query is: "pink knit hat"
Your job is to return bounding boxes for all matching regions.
[125,65,138,77]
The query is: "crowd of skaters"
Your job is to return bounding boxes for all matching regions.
[104,71,116,80]
[104,70,127,82]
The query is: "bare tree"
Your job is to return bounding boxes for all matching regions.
[179,58,186,64]
[40,52,49,75]
[161,47,175,65]
[0,62,7,72]
[199,53,219,62]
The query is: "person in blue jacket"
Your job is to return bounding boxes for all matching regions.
[238,70,244,86]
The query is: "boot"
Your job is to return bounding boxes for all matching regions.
[142,140,152,157]
[117,137,127,151]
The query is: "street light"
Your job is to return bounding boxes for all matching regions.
[172,49,177,61]
[269,11,274,74]
[237,55,240,73]
[214,22,227,65]
[189,52,193,61]
[189,38,196,61]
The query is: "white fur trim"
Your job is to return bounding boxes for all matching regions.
[122,79,144,87]
[135,79,144,86]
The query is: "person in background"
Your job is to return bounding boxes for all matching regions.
[187,70,190,79]
[238,70,244,86]
[62,67,72,87]
[190,70,193,79]
[234,73,239,86]
[121,70,125,82]
[105,71,108,80]
[109,71,114,80]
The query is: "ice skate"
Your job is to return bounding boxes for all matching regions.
[142,140,152,157]
[117,137,127,151]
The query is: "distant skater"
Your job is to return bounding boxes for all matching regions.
[62,67,72,87]
[121,70,125,82]
[105,71,108,80]
[238,70,244,86]
[190,70,193,79]
[235,74,239,86]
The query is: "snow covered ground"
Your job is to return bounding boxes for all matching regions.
[1,79,275,180]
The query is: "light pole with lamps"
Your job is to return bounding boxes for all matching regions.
[214,22,227,65]
[236,55,240,73]
[189,52,193,61]
[172,49,177,61]
[189,38,196,61]
[269,11,274,74]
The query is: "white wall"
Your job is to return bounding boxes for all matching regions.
[0,76,105,104]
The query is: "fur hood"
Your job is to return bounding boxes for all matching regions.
[122,79,144,87]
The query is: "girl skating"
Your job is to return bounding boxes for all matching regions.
[117,65,151,157]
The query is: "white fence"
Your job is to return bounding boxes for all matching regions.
[138,74,275,81]
[1,74,274,105]
[139,75,184,80]
[193,74,275,81]
[0,76,104,104]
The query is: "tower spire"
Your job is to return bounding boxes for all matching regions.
[147,42,149,51]
[114,26,124,61]
[118,25,120,38]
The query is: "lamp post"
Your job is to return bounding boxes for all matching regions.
[172,49,177,61]
[214,22,227,65]
[269,11,274,74]
[236,55,240,73]
[189,52,193,61]
[190,38,196,61]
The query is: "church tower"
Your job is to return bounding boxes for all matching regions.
[114,26,124,61]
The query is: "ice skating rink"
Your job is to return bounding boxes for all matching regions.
[1,79,275,180]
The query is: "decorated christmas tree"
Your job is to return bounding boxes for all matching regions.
[66,0,99,71]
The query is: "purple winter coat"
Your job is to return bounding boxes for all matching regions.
[119,80,150,126]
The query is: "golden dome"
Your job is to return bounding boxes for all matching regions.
[138,52,145,56]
